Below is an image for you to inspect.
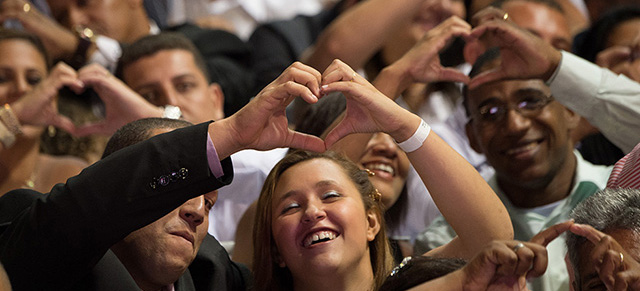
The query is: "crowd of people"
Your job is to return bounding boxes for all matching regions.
[0,0,639,290]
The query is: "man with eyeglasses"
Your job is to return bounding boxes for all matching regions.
[415,47,613,291]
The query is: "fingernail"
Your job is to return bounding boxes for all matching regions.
[321,85,329,90]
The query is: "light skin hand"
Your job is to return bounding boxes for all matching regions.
[73,64,163,136]
[464,20,562,89]
[11,62,82,133]
[320,59,421,149]
[570,223,640,291]
[209,62,326,159]
[383,16,471,98]
[0,0,80,60]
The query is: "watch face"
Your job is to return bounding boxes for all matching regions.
[75,26,95,40]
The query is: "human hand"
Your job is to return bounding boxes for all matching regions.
[73,64,163,136]
[216,62,325,155]
[11,62,83,133]
[388,16,471,87]
[0,0,79,61]
[570,223,640,290]
[320,59,420,149]
[464,20,562,89]
[470,6,510,28]
[461,220,573,291]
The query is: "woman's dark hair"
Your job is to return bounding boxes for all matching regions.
[574,5,640,62]
[379,256,467,291]
[0,29,50,69]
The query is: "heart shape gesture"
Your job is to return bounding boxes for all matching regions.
[11,62,83,134]
[462,18,562,89]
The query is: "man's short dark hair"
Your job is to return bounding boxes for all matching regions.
[490,0,564,13]
[566,188,640,286]
[117,32,211,82]
[102,118,193,159]
[462,47,502,117]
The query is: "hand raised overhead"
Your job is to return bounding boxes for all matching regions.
[210,62,326,158]
[320,59,421,149]
[11,62,83,133]
[464,19,562,89]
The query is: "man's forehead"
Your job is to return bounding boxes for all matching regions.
[469,79,549,101]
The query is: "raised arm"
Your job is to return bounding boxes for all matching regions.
[302,0,426,71]
[466,20,640,153]
[321,60,512,259]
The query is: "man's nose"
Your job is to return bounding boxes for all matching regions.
[179,197,206,228]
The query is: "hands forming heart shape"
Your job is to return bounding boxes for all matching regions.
[13,62,164,137]
[12,13,564,155]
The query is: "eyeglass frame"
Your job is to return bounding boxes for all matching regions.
[468,90,555,124]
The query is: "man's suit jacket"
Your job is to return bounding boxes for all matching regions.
[0,122,250,290]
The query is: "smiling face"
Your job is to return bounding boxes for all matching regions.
[123,49,225,123]
[465,79,579,186]
[270,158,380,284]
[358,133,410,209]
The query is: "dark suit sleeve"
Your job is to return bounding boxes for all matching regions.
[0,122,234,290]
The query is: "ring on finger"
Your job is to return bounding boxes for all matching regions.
[350,72,357,82]
[620,252,624,265]
[23,3,31,13]
[502,13,509,20]
[512,242,525,253]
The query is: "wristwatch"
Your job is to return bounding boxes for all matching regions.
[69,26,96,69]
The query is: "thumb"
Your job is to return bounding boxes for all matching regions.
[323,123,353,150]
[286,131,326,152]
[468,68,504,89]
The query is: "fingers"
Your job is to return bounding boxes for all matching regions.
[530,220,573,246]
[489,240,548,279]
[471,6,508,27]
[570,223,605,245]
[467,68,504,89]
[321,59,373,92]
[274,62,322,99]
[439,68,470,84]
[285,130,326,153]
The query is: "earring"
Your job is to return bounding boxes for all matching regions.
[365,169,375,177]
[369,189,382,202]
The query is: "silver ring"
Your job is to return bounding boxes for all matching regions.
[512,242,525,253]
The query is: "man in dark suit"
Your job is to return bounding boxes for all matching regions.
[0,61,326,290]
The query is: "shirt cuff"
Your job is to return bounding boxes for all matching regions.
[89,35,122,73]
[206,133,225,178]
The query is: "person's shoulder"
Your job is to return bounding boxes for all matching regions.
[573,150,614,189]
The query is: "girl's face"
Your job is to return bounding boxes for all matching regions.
[0,39,47,104]
[359,133,410,209]
[270,158,380,278]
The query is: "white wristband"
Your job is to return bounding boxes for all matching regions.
[396,119,430,153]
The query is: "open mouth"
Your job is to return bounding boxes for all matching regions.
[303,230,339,248]
[363,162,395,177]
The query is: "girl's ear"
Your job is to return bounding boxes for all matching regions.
[366,210,381,242]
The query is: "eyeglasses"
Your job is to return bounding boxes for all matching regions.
[472,91,554,123]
